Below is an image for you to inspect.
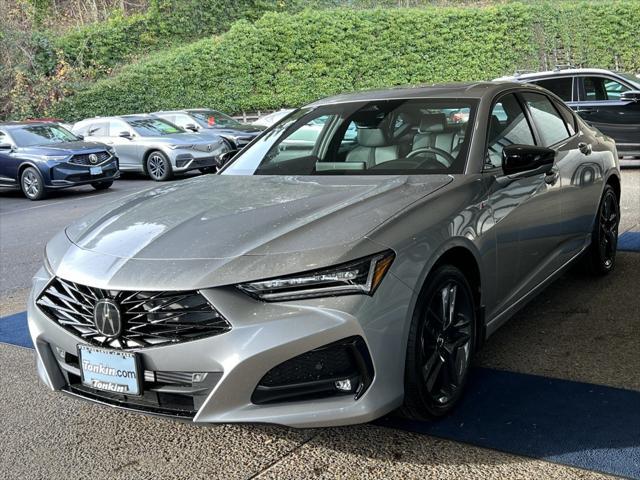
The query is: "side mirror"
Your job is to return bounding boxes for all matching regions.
[76,134,84,140]
[620,90,640,103]
[185,123,199,132]
[119,131,132,139]
[0,143,14,151]
[502,144,555,176]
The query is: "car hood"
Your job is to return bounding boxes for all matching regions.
[65,175,452,261]
[21,141,107,155]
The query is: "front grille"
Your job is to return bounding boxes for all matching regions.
[37,277,231,349]
[192,143,216,153]
[69,151,111,165]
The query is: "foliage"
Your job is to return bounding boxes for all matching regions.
[51,1,640,120]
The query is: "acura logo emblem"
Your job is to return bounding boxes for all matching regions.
[88,153,98,165]
[94,299,122,338]
[207,144,212,152]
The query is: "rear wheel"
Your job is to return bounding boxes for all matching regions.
[585,184,619,275]
[91,180,113,190]
[146,151,173,181]
[21,167,47,201]
[401,265,476,420]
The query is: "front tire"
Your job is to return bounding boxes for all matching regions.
[21,167,47,201]
[91,180,113,190]
[401,265,476,420]
[585,184,619,275]
[146,151,173,181]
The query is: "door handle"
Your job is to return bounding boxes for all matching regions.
[545,167,559,185]
[578,142,592,155]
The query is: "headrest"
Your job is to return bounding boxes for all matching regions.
[419,113,446,133]
[357,128,387,147]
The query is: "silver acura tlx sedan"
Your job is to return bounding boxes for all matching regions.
[29,83,621,427]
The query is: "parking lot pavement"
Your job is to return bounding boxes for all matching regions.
[620,168,640,233]
[0,173,200,301]
[0,346,615,480]
[0,169,638,479]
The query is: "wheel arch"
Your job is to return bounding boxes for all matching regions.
[605,172,621,204]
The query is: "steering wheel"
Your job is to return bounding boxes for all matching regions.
[406,147,455,167]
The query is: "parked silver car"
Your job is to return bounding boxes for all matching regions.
[72,115,229,180]
[30,83,620,427]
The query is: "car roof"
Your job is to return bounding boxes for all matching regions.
[495,68,627,81]
[0,122,56,129]
[305,82,530,107]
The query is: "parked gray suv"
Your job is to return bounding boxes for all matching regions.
[72,115,229,180]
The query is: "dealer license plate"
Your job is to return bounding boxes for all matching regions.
[90,166,102,175]
[78,345,141,396]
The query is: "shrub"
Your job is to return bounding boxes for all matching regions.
[51,1,640,120]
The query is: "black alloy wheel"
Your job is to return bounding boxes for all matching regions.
[587,184,619,275]
[401,265,476,420]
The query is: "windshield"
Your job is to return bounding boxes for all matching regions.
[190,110,241,127]
[128,118,185,136]
[222,98,477,176]
[11,124,79,147]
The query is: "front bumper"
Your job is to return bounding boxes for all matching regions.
[168,148,225,173]
[28,266,413,427]
[47,159,120,188]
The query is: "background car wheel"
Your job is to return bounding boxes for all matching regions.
[584,184,619,275]
[401,264,476,420]
[20,167,47,201]
[91,181,113,191]
[146,151,173,181]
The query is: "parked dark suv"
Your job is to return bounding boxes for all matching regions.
[497,68,640,163]
[0,122,119,200]
[152,109,265,152]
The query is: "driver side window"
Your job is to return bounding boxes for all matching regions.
[486,94,536,169]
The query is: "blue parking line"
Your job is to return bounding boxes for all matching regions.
[619,231,640,252]
[2,311,639,478]
[0,311,32,348]
[379,369,640,479]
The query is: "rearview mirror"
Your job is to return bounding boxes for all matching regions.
[502,144,555,176]
[620,90,640,103]
[119,131,132,139]
[185,123,199,132]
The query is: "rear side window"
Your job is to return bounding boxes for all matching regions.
[553,100,577,136]
[521,92,570,147]
[485,93,536,169]
[533,77,573,101]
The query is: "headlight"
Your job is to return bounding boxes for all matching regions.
[168,144,194,150]
[107,147,116,155]
[237,251,395,301]
[44,155,68,161]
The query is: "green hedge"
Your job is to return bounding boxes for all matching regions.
[52,1,640,120]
